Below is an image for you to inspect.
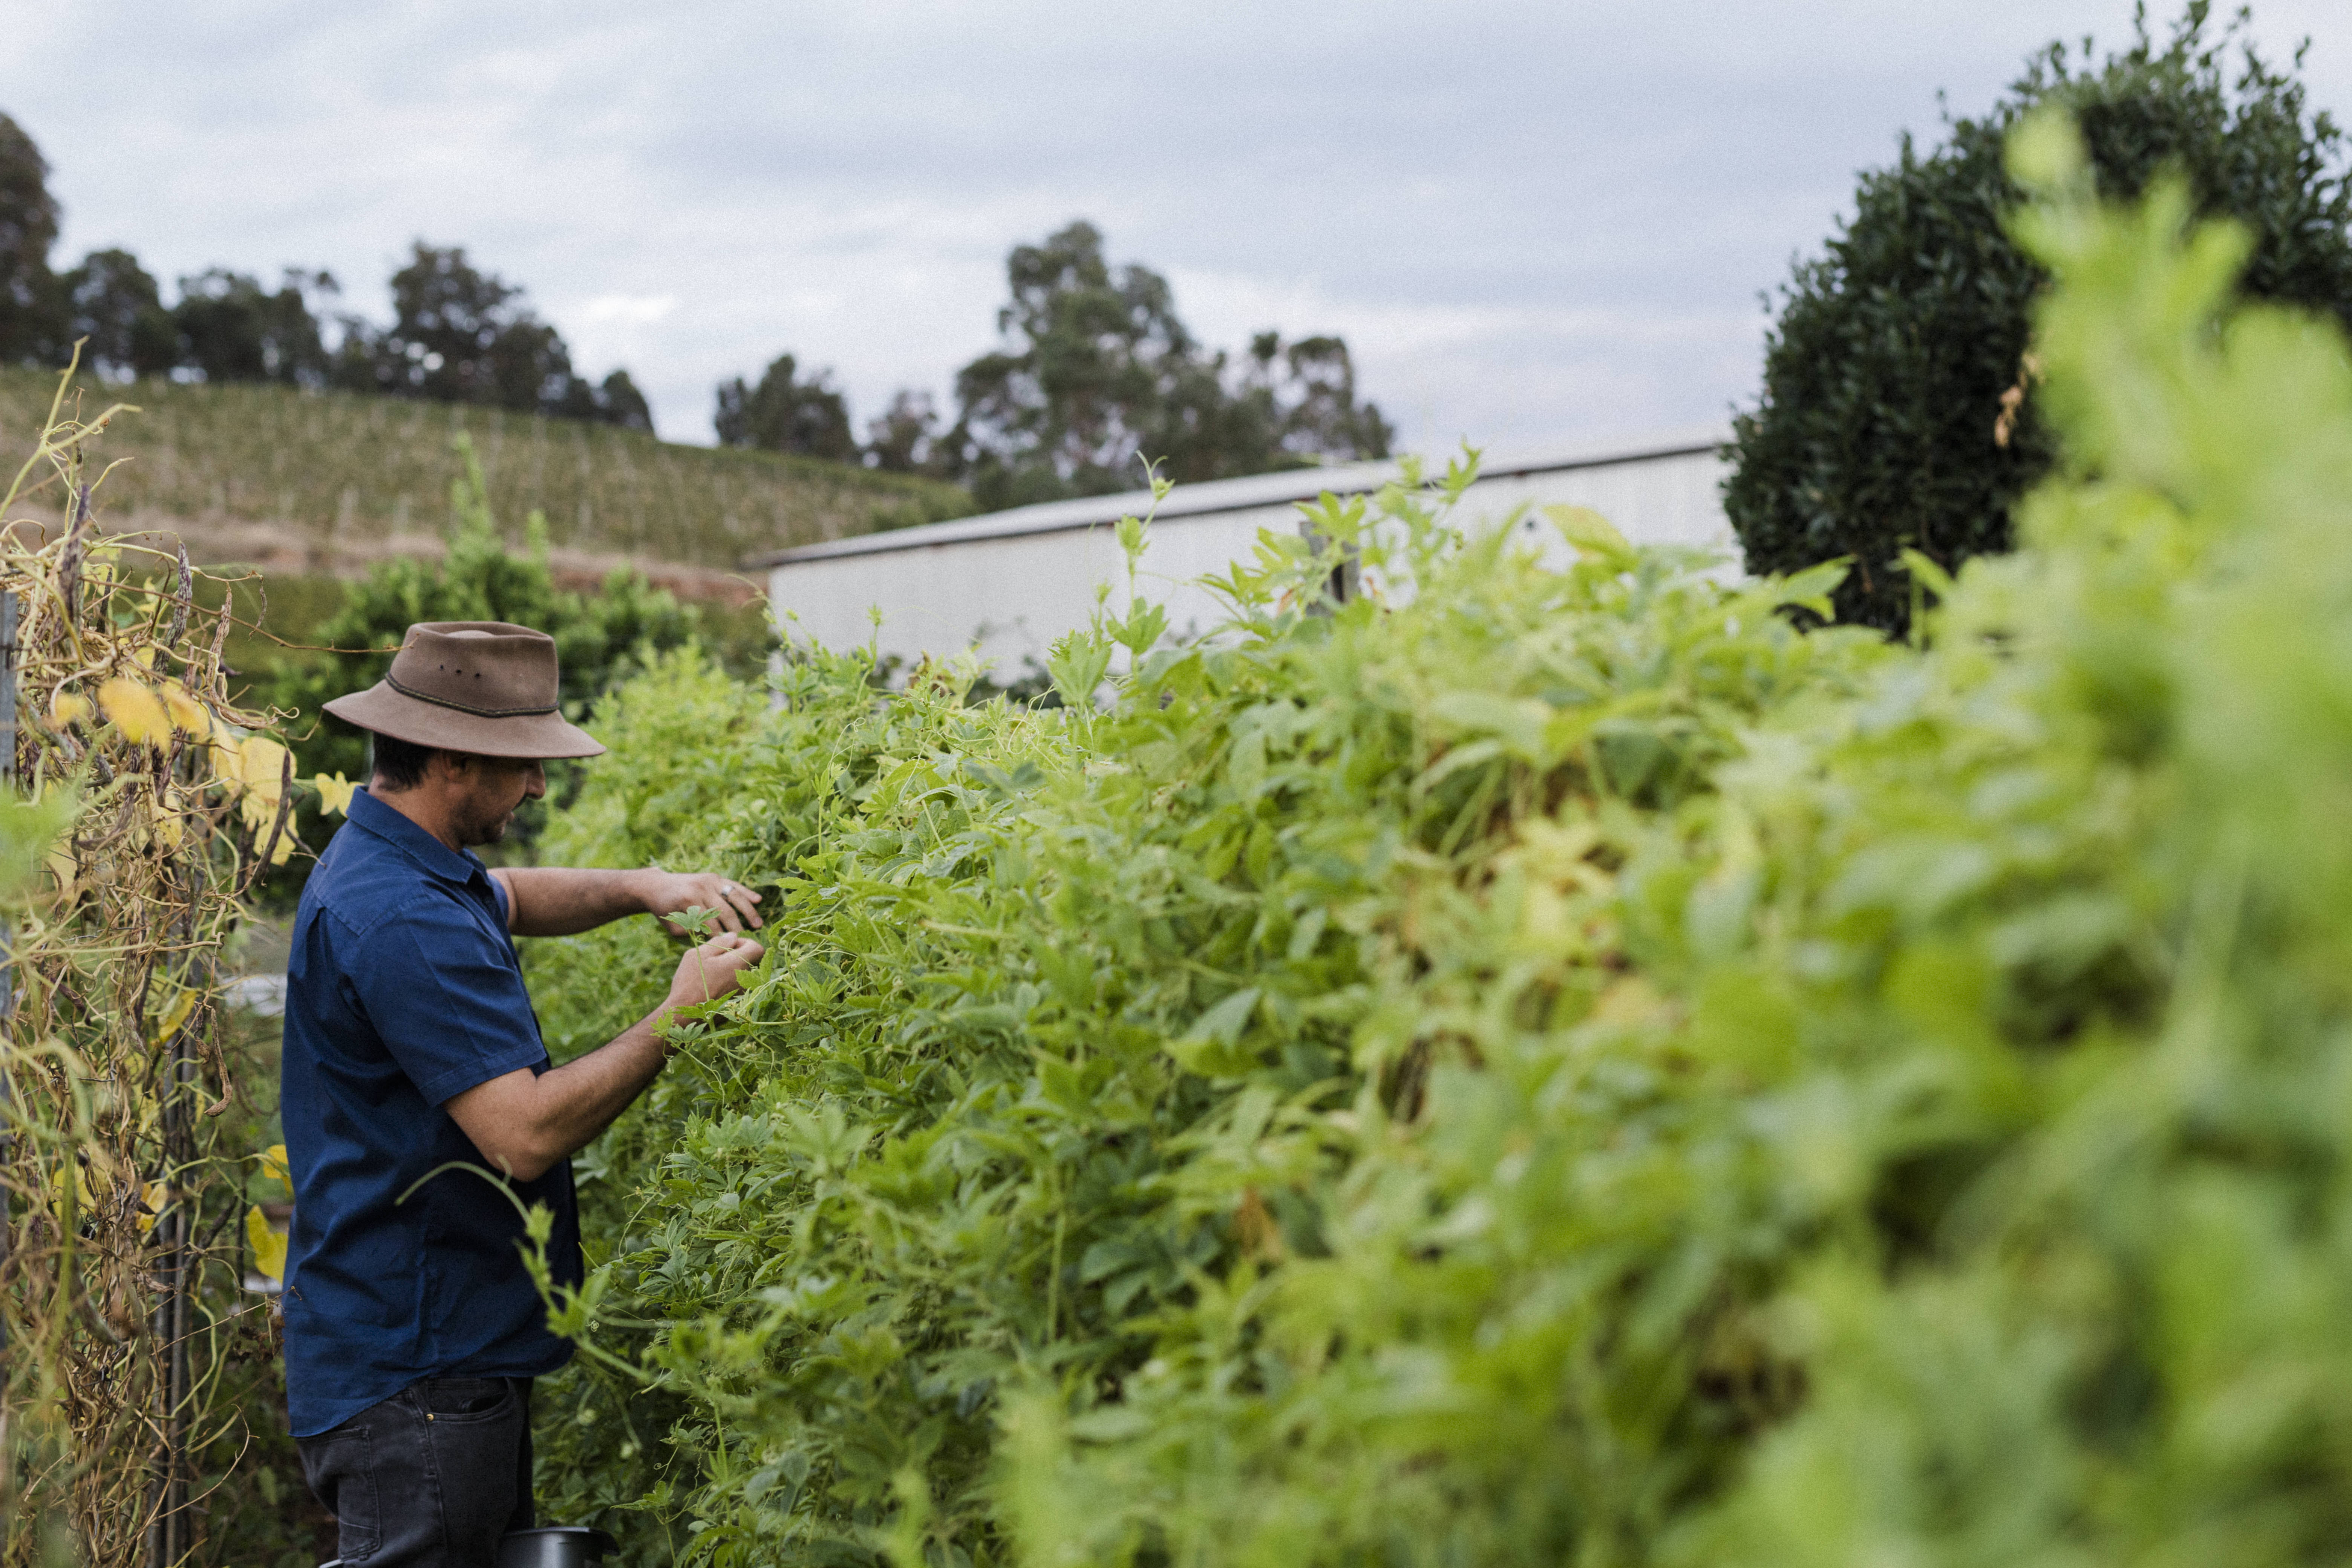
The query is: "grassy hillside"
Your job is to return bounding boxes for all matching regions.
[0,366,972,572]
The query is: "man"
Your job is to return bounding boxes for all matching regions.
[282,621,766,1568]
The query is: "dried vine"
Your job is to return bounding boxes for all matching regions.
[0,358,303,1568]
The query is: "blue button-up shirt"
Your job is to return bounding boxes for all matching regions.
[279,787,581,1437]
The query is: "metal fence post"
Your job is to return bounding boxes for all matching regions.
[1,588,16,1376]
[1297,515,1360,609]
[147,627,195,1568]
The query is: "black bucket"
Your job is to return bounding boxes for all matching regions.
[497,1528,618,1568]
[319,1525,613,1568]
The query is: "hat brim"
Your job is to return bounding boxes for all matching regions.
[325,684,607,760]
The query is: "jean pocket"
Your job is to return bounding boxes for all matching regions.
[296,1424,378,1562]
[414,1376,516,1420]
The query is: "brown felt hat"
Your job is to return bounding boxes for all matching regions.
[324,622,606,760]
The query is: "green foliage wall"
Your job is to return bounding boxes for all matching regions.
[524,470,1870,1566]
[1725,3,2352,632]
[519,119,2352,1565]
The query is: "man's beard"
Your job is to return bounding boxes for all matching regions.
[455,797,516,847]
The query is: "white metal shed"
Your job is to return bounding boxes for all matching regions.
[752,431,1734,675]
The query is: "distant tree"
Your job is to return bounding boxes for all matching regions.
[335,243,649,429]
[1242,332,1393,464]
[549,367,655,432]
[174,267,335,386]
[1727,2,2352,632]
[951,221,1390,509]
[951,221,1199,507]
[592,369,653,432]
[338,243,572,409]
[714,353,856,460]
[60,248,177,379]
[864,389,943,473]
[0,111,64,364]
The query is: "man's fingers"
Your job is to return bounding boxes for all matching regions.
[669,933,764,1011]
[707,877,763,931]
[649,876,765,936]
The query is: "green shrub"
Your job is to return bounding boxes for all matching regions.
[522,468,1876,1563]
[1725,2,2352,632]
[518,115,2352,1565]
[263,438,711,859]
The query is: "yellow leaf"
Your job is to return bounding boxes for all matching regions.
[136,1180,169,1236]
[314,772,357,817]
[96,677,172,747]
[240,791,297,861]
[208,714,247,783]
[260,1143,289,1184]
[150,986,197,1044]
[240,737,288,803]
[149,796,185,849]
[246,1204,288,1282]
[49,690,92,729]
[161,681,210,735]
[50,1160,95,1216]
[237,793,295,862]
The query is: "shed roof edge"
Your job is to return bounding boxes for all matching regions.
[746,429,1730,569]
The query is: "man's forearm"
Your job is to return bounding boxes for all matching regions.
[492,867,764,938]
[443,928,764,1182]
[447,1009,672,1182]
[494,867,654,936]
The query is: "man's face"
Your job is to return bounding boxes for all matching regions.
[447,755,548,847]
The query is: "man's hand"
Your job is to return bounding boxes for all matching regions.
[663,930,766,1017]
[493,867,764,939]
[640,871,764,936]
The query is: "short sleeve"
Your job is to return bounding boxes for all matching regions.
[350,892,546,1105]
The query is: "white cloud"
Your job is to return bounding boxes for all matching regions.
[12,0,2351,453]
[581,294,679,325]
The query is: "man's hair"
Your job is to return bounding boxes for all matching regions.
[368,732,443,791]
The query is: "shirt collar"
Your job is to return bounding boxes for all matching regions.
[345,787,489,885]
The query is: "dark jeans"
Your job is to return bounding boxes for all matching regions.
[298,1377,534,1568]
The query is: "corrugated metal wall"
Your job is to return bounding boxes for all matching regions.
[769,443,1732,677]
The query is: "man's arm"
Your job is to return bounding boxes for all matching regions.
[488,867,763,938]
[444,929,764,1182]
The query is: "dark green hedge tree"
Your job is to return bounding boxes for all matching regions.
[0,110,63,365]
[266,436,701,850]
[1727,2,2352,631]
[713,352,858,462]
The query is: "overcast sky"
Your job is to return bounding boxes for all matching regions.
[11,2,2351,454]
